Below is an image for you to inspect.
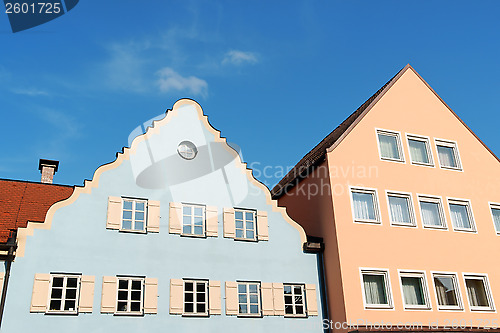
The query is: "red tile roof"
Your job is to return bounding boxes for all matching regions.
[0,179,74,242]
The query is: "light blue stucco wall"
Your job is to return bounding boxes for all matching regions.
[1,101,323,332]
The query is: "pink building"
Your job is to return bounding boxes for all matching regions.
[273,65,500,332]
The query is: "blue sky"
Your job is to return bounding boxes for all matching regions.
[1,0,499,189]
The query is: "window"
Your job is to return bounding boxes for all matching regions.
[387,192,415,226]
[464,275,494,311]
[448,199,475,232]
[399,271,430,309]
[489,204,500,234]
[436,139,461,170]
[237,282,261,316]
[407,135,433,166]
[284,284,306,317]
[116,277,144,314]
[377,130,404,162]
[182,204,205,236]
[183,280,208,316]
[432,273,462,310]
[351,188,380,223]
[48,274,81,314]
[234,209,256,240]
[122,198,147,232]
[361,269,392,308]
[418,196,446,229]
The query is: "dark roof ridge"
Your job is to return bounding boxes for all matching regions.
[271,64,411,199]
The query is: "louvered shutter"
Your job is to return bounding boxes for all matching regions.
[144,278,158,314]
[146,200,161,233]
[106,197,121,229]
[78,275,95,313]
[169,202,182,234]
[223,208,235,238]
[257,210,269,241]
[205,206,218,237]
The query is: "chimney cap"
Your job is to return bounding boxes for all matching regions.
[38,159,59,173]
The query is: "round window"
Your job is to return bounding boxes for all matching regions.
[177,141,198,160]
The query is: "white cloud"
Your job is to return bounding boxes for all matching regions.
[222,50,259,65]
[12,88,49,96]
[156,67,208,97]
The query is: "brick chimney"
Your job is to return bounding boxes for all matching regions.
[38,159,59,184]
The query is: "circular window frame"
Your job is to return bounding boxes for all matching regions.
[177,141,198,160]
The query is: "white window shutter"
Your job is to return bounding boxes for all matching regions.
[169,279,183,314]
[147,200,161,233]
[225,281,238,315]
[78,275,95,313]
[30,273,50,312]
[272,283,285,316]
[144,278,159,314]
[205,206,218,237]
[223,208,235,238]
[305,284,318,316]
[169,202,182,234]
[257,210,269,241]
[106,196,121,230]
[100,276,117,313]
[208,280,221,315]
[261,282,274,315]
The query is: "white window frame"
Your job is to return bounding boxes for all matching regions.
[234,209,257,241]
[406,134,434,167]
[182,279,209,316]
[46,274,81,314]
[462,273,496,312]
[120,197,147,233]
[397,270,431,310]
[237,281,262,317]
[435,139,462,171]
[359,268,394,310]
[431,272,463,311]
[447,198,476,233]
[386,191,416,227]
[283,284,307,318]
[417,195,447,230]
[350,187,381,224]
[376,129,405,163]
[488,202,500,235]
[115,276,144,315]
[181,203,206,237]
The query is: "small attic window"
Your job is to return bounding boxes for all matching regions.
[177,141,198,160]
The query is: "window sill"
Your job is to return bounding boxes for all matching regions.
[237,313,263,318]
[354,219,381,225]
[113,312,144,316]
[410,161,434,167]
[364,304,393,310]
[436,306,463,311]
[452,228,477,233]
[234,237,258,242]
[45,311,78,315]
[182,313,209,317]
[380,157,405,163]
[284,314,307,318]
[119,229,147,234]
[181,233,207,238]
[422,225,448,230]
[403,305,432,311]
[438,165,462,171]
[390,222,417,228]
